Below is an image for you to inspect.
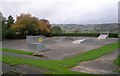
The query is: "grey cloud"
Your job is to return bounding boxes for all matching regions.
[0,0,118,24]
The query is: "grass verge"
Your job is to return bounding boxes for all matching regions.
[113,56,120,73]
[2,55,81,74]
[1,48,34,55]
[61,42,119,67]
[114,56,120,66]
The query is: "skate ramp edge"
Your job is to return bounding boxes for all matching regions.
[97,35,108,39]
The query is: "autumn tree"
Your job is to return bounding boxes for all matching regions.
[40,19,51,31]
[10,13,51,37]
[11,13,38,36]
[37,19,51,35]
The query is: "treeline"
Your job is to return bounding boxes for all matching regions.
[1,13,118,39]
[2,13,52,39]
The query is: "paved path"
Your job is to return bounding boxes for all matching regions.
[2,52,49,74]
[3,52,48,60]
[2,62,47,74]
[71,49,119,74]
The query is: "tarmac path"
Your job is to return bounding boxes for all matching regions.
[2,62,48,74]
[2,52,48,60]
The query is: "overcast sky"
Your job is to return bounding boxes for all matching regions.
[0,0,119,24]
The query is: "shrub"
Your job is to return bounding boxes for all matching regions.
[51,33,100,37]
[5,29,16,39]
[109,33,118,38]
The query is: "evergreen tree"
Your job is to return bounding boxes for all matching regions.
[7,15,14,28]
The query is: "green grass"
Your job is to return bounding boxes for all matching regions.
[1,48,34,55]
[0,56,1,61]
[111,46,120,73]
[114,56,120,66]
[2,55,81,74]
[113,70,120,73]
[59,42,119,67]
[2,42,119,74]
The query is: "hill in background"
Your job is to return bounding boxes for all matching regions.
[52,23,118,33]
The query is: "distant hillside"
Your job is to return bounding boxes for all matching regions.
[51,23,118,33]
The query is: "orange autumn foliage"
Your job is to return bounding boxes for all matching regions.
[10,13,51,35]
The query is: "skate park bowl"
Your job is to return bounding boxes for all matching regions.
[42,36,117,60]
[72,38,96,44]
[2,36,118,60]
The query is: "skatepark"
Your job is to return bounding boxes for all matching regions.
[2,34,118,60]
[2,33,119,74]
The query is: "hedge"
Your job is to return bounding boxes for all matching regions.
[51,33,118,38]
[3,32,118,39]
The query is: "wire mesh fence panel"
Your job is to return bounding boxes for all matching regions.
[26,35,44,44]
[26,35,46,53]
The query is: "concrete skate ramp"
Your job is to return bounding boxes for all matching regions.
[73,38,95,44]
[81,38,95,44]
[44,38,56,44]
[56,37,74,42]
[64,37,74,40]
[97,35,108,39]
[72,39,86,43]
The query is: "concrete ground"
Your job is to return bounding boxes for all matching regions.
[71,49,119,74]
[2,36,118,74]
[2,62,47,74]
[2,36,118,60]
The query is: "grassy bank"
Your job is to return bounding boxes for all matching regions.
[113,56,120,73]
[2,42,118,74]
[1,48,34,55]
[60,42,119,67]
[114,56,120,66]
[2,55,81,74]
